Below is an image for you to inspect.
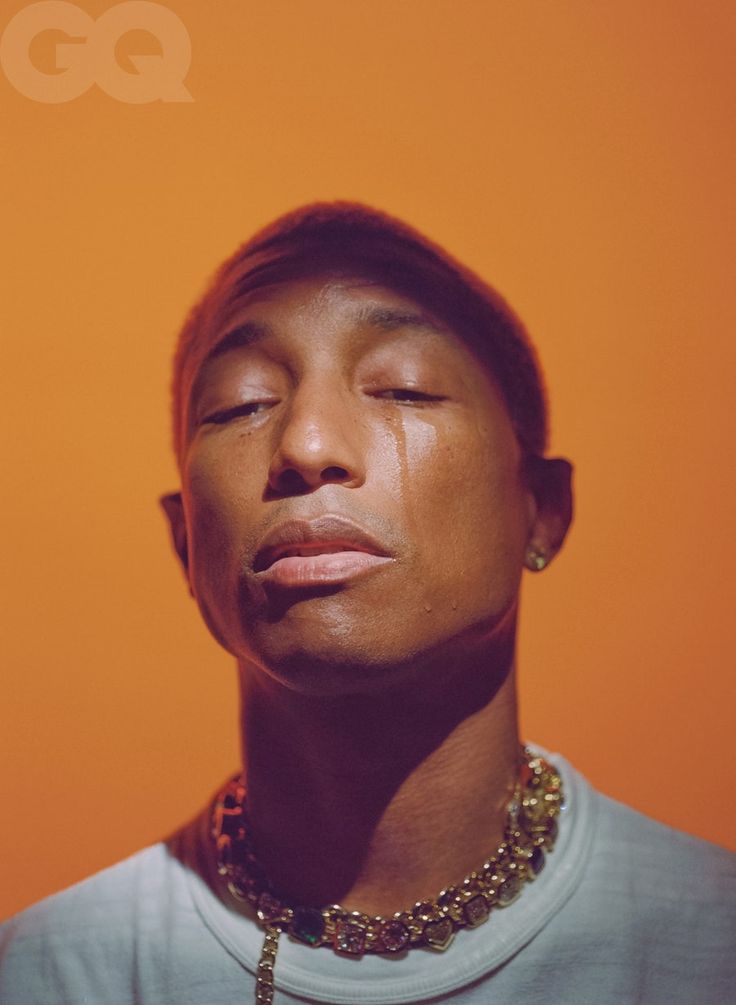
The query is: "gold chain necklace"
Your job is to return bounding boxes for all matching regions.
[212,746,563,1004]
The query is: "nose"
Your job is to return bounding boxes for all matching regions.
[267,381,366,495]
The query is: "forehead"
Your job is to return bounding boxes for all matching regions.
[204,276,459,361]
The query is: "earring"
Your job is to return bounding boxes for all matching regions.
[525,545,548,572]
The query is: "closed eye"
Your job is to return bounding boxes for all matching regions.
[200,401,275,425]
[373,389,445,404]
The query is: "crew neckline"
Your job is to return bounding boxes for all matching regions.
[179,749,596,1004]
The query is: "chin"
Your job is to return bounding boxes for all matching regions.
[232,582,520,696]
[234,585,409,685]
[242,631,417,697]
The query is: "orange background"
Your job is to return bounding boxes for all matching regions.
[1,1,734,920]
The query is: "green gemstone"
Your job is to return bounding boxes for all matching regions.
[290,907,325,946]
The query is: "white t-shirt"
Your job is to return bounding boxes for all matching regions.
[1,753,734,1004]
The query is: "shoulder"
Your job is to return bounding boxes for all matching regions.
[592,790,736,948]
[2,839,182,933]
[557,752,734,881]
[567,767,735,978]
[592,787,735,885]
[0,839,191,1003]
[567,761,735,912]
[522,757,736,1002]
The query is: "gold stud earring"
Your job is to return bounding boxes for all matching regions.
[525,545,548,571]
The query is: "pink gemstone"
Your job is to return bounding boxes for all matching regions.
[334,920,366,956]
[464,895,489,927]
[423,917,454,950]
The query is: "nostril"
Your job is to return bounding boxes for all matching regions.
[269,463,356,497]
[321,465,349,482]
[276,469,309,493]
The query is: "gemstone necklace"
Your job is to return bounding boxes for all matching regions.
[211,746,563,1004]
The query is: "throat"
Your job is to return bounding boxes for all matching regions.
[234,646,522,914]
[212,745,564,952]
[253,780,513,916]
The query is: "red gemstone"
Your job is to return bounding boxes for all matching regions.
[378,919,410,952]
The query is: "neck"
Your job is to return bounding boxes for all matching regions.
[236,643,521,916]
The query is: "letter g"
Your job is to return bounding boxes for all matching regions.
[0,2,95,104]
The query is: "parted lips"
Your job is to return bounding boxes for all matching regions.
[253,515,391,572]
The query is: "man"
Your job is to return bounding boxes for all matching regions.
[1,203,733,1004]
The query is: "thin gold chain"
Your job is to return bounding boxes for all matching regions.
[255,925,280,1004]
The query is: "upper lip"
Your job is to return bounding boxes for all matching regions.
[254,516,391,572]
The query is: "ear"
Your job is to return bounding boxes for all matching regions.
[523,456,574,572]
[159,491,193,593]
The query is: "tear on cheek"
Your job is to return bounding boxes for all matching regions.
[405,422,439,465]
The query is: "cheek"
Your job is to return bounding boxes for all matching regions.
[380,412,522,519]
[182,446,260,586]
[382,414,528,599]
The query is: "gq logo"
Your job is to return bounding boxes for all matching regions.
[0,1,193,103]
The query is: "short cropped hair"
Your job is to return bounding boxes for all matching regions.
[172,202,548,461]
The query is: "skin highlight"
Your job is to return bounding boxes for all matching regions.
[162,275,572,915]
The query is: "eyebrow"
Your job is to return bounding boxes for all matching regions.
[206,321,272,360]
[207,304,445,364]
[352,304,446,335]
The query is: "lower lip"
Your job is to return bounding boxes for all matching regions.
[258,551,392,588]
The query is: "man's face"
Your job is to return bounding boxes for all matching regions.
[173,276,537,694]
